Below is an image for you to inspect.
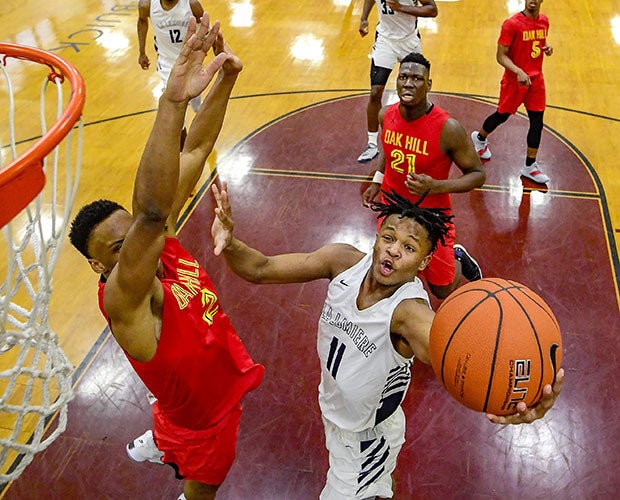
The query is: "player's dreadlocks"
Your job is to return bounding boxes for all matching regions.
[370,190,453,254]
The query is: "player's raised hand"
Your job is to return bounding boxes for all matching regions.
[165,15,228,103]
[486,368,564,425]
[213,33,243,76]
[211,181,235,255]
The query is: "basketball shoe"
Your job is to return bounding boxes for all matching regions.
[126,429,163,464]
[454,244,482,282]
[470,131,491,160]
[520,162,550,184]
[357,143,379,163]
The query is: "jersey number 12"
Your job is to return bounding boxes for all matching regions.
[168,29,183,44]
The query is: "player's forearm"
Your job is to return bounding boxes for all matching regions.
[184,71,238,156]
[133,96,186,219]
[496,49,522,76]
[222,238,271,284]
[361,0,375,21]
[137,20,148,53]
[434,170,485,194]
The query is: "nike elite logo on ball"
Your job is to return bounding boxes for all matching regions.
[429,278,562,415]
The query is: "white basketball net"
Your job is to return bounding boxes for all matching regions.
[0,53,82,483]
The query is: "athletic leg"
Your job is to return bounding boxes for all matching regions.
[358,63,392,163]
[480,111,510,138]
[358,33,397,162]
[520,109,549,183]
[525,109,544,160]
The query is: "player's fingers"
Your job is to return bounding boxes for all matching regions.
[220,182,232,213]
[195,13,211,41]
[186,15,197,41]
[201,52,228,83]
[198,20,220,50]
[211,184,222,208]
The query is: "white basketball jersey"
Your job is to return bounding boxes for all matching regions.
[150,0,193,79]
[317,252,430,432]
[375,0,420,41]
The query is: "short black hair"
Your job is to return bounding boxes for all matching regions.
[370,190,452,254]
[69,199,127,258]
[400,52,431,73]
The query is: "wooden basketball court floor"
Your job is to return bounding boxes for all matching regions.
[1,0,619,498]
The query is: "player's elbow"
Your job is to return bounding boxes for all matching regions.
[474,169,486,188]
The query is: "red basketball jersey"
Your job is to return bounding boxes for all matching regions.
[498,11,549,77]
[98,237,264,430]
[381,102,453,210]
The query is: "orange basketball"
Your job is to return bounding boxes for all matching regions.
[429,278,562,415]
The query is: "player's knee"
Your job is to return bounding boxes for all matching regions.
[482,112,510,134]
[369,86,384,103]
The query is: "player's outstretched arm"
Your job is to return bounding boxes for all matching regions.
[167,32,242,230]
[212,182,361,284]
[486,368,565,425]
[113,15,225,307]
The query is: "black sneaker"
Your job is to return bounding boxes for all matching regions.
[454,244,482,281]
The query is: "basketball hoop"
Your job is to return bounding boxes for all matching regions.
[0,43,85,483]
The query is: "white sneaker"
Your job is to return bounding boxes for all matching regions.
[357,143,379,163]
[470,131,491,160]
[520,163,550,184]
[126,429,163,464]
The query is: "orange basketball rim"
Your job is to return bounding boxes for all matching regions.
[0,43,85,228]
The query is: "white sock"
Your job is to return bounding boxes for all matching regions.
[367,131,378,146]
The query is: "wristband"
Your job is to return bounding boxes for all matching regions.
[372,171,384,184]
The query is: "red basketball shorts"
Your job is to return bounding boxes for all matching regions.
[497,72,546,114]
[152,401,242,485]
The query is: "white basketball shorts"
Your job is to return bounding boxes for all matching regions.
[372,32,423,70]
[319,407,406,500]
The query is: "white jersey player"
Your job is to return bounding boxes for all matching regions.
[211,185,565,498]
[137,0,204,112]
[356,0,438,163]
